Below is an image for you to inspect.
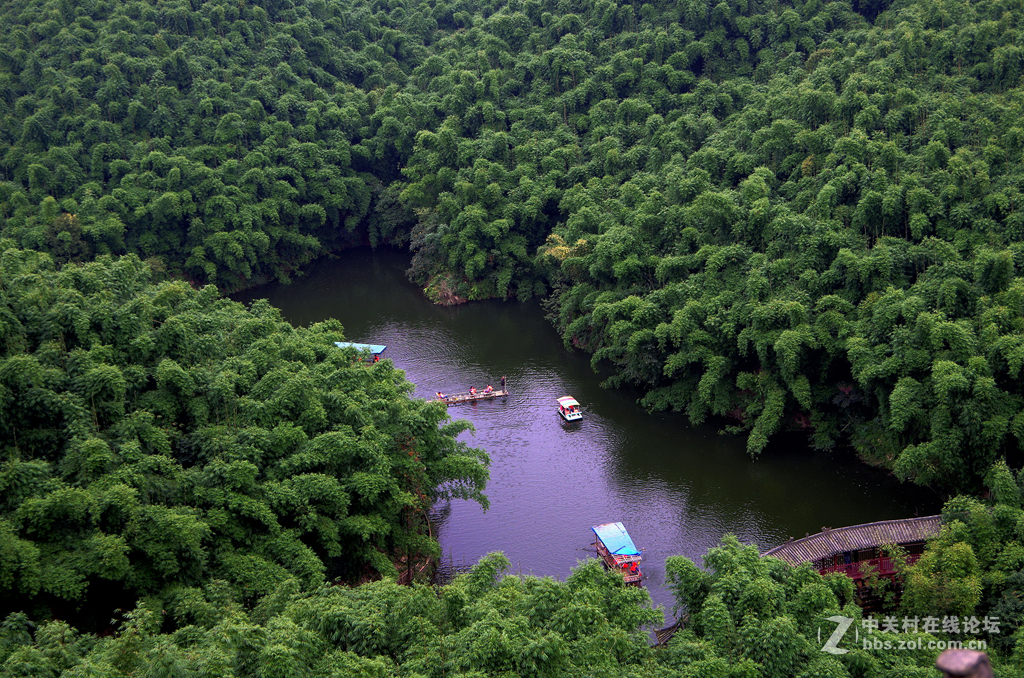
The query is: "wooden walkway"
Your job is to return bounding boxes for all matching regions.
[655,615,688,646]
[435,389,509,406]
[762,515,942,566]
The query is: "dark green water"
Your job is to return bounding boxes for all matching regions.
[233,248,940,616]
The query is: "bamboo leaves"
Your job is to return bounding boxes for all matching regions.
[1,0,1024,499]
[0,251,489,612]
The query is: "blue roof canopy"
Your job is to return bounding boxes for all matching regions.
[592,522,641,556]
[334,342,387,355]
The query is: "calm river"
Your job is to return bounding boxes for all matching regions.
[234,248,940,617]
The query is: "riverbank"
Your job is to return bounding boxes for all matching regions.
[232,247,941,613]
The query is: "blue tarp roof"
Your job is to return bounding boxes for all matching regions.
[592,522,641,556]
[334,342,387,354]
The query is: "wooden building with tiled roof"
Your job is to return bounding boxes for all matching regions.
[763,515,942,581]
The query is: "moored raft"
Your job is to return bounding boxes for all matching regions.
[592,522,643,585]
[334,342,387,362]
[434,389,509,406]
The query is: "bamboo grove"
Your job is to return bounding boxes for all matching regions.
[9,494,1024,678]
[4,0,1024,491]
[0,547,972,678]
[5,0,1024,671]
[0,247,488,621]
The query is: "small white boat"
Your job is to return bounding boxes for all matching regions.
[557,396,582,421]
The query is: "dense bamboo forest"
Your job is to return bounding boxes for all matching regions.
[7,483,1024,677]
[3,0,1024,492]
[4,0,1024,672]
[0,248,489,620]
[0,539,976,677]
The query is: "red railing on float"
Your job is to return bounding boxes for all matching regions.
[818,553,922,580]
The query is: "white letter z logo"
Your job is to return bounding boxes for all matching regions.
[820,615,854,655]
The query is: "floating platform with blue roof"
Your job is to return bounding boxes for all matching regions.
[592,522,643,585]
[335,342,387,360]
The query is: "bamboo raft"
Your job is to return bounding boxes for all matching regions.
[434,389,509,406]
[595,541,643,584]
[592,522,644,586]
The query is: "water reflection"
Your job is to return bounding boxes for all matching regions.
[233,248,941,615]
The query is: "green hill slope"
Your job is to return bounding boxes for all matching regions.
[3,0,1024,489]
[0,248,487,620]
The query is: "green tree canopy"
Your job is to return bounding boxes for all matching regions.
[0,245,488,621]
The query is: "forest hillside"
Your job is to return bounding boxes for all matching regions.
[5,0,1024,671]
[0,248,488,621]
[2,0,1024,484]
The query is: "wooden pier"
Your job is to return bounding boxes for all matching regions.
[434,389,509,406]
[655,615,688,646]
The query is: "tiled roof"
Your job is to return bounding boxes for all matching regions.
[762,515,942,566]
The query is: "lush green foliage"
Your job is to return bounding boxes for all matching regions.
[7,542,1013,678]
[4,0,1024,488]
[519,0,1024,492]
[0,555,668,678]
[0,0,431,288]
[661,535,959,678]
[899,461,1024,659]
[11,0,1024,669]
[0,246,488,619]
[664,531,1024,676]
